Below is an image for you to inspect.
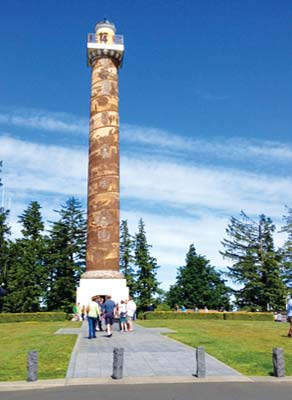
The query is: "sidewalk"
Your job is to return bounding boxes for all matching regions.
[60,320,244,379]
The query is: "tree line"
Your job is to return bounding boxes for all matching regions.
[0,195,161,313]
[1,164,292,312]
[0,198,86,313]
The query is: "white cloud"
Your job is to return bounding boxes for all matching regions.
[122,123,292,164]
[122,209,287,290]
[122,209,228,266]
[2,134,291,229]
[121,156,292,218]
[0,136,87,196]
[1,109,291,165]
[0,109,88,134]
[122,210,240,291]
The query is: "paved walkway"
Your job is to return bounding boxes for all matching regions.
[57,321,243,379]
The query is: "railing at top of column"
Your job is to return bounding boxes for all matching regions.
[87,33,124,45]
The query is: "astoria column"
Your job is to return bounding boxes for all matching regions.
[77,20,128,304]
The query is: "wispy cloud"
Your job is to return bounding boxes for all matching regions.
[121,123,292,165]
[0,136,87,196]
[195,90,229,101]
[123,209,229,266]
[122,209,287,290]
[1,108,292,167]
[0,109,88,134]
[121,155,292,218]
[1,135,291,221]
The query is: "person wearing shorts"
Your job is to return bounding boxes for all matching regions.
[287,298,292,337]
[103,295,116,337]
[119,300,128,332]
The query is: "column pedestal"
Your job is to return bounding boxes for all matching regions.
[76,273,129,307]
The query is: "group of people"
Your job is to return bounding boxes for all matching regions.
[81,295,137,339]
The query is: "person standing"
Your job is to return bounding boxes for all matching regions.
[86,296,99,339]
[81,305,86,321]
[103,295,116,337]
[119,300,128,332]
[126,296,137,332]
[287,298,292,337]
[77,303,82,320]
[72,304,79,321]
[96,296,104,331]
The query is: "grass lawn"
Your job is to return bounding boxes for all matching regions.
[0,321,80,381]
[137,319,292,376]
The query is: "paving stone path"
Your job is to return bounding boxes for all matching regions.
[56,321,242,379]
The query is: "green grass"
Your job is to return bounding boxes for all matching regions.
[137,319,292,376]
[0,321,80,381]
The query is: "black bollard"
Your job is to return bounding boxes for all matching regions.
[196,346,206,378]
[112,347,124,379]
[273,348,285,377]
[27,350,38,382]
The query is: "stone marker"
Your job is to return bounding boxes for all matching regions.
[27,350,38,382]
[273,347,285,377]
[112,347,124,379]
[196,346,206,377]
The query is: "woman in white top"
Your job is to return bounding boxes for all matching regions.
[126,297,137,332]
[86,295,99,339]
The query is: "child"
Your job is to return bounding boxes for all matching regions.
[81,305,86,320]
[119,300,128,332]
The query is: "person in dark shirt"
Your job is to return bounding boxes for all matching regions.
[103,295,116,337]
[95,296,104,331]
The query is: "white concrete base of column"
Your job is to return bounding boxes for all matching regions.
[76,277,129,307]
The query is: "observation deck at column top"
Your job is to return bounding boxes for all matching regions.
[87,21,124,67]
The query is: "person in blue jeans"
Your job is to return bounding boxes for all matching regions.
[287,298,292,337]
[86,295,99,339]
[103,295,116,337]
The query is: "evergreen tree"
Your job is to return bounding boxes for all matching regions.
[166,244,230,310]
[3,201,46,312]
[280,206,292,291]
[0,208,10,285]
[45,197,86,311]
[221,212,286,311]
[0,162,10,308]
[134,219,160,311]
[120,220,136,295]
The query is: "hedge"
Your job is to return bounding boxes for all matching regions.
[142,311,274,321]
[143,311,224,320]
[224,312,274,321]
[0,312,67,323]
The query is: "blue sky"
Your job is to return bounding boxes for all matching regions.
[1,0,292,289]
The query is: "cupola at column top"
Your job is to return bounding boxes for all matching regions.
[95,19,116,34]
[87,19,124,68]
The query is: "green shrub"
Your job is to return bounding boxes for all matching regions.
[155,303,172,311]
[136,311,145,320]
[143,311,224,320]
[142,311,274,321]
[0,312,67,323]
[224,312,273,321]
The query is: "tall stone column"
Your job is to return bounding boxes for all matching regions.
[77,20,128,305]
[85,57,121,278]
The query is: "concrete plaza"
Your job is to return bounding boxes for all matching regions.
[64,320,244,379]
